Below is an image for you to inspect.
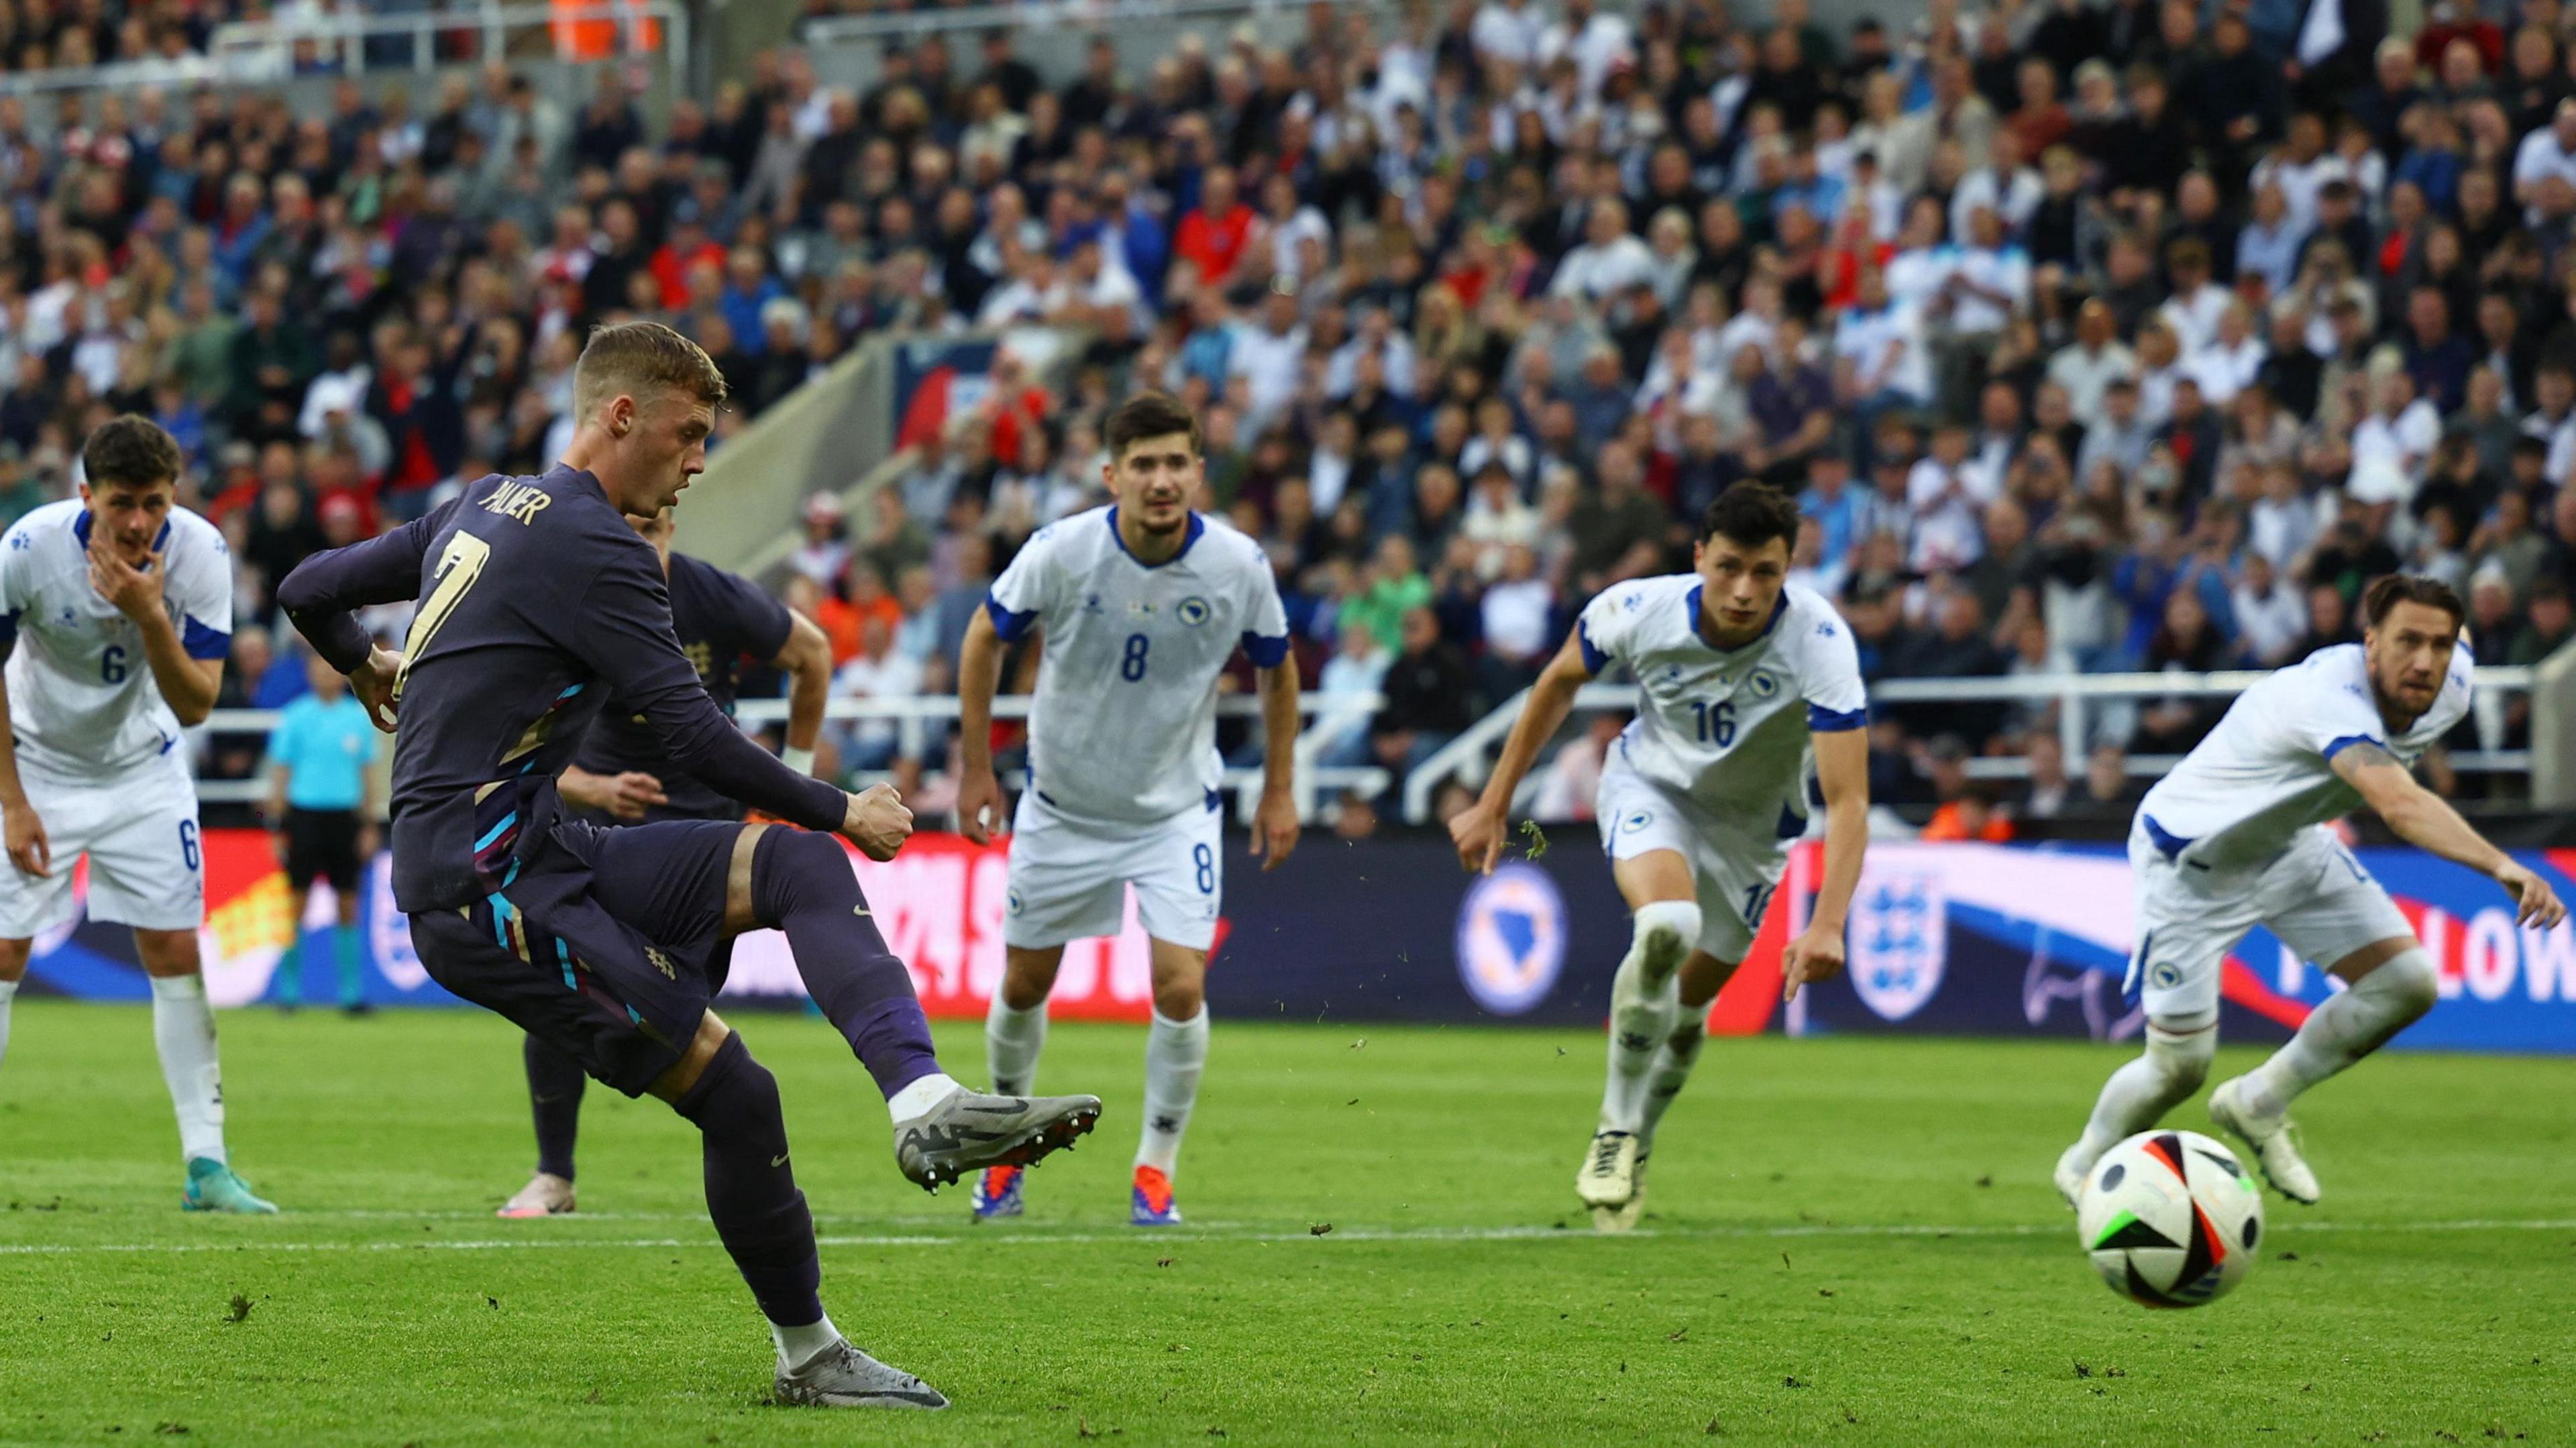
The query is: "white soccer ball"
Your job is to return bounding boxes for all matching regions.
[2076,1129,2265,1308]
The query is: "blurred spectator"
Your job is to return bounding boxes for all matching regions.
[1371,606,1476,780]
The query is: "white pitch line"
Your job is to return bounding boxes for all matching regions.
[3,1218,2573,1256]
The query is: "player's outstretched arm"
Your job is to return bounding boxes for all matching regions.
[576,557,848,834]
[1449,630,1595,875]
[2334,742,2567,928]
[276,504,450,675]
[1250,659,1303,871]
[953,606,1011,846]
[0,661,48,879]
[1783,727,1871,1003]
[772,612,833,774]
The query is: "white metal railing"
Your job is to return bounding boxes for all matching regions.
[0,1,685,97]
[1400,666,2541,824]
[193,689,1390,818]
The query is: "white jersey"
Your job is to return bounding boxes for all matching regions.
[987,506,1289,825]
[0,500,232,779]
[2135,642,2473,875]
[1578,575,1867,839]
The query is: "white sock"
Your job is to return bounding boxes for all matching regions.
[985,997,1049,1096]
[1599,902,1699,1133]
[770,1310,841,1371]
[1637,1013,1708,1152]
[0,977,17,1072]
[1135,1007,1209,1176]
[2245,949,2438,1117]
[149,974,227,1165]
[884,1072,962,1123]
[2072,1017,2217,1164]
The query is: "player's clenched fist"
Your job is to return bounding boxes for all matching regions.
[841,781,914,860]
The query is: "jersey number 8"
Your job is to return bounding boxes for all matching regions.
[1121,632,1150,681]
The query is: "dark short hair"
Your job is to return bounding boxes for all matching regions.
[1699,482,1800,555]
[81,414,182,493]
[2362,573,2467,631]
[1105,390,1201,458]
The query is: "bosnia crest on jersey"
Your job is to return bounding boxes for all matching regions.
[1176,596,1212,626]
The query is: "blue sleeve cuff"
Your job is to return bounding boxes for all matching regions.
[1807,704,1868,732]
[984,593,1038,643]
[1241,631,1290,667]
[2321,734,2387,761]
[1576,620,1607,674]
[181,616,231,661]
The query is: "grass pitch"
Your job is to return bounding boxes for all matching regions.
[2,1003,2571,1447]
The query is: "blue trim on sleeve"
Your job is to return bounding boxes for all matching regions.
[1576,620,1607,673]
[1806,704,1867,732]
[2140,814,2194,862]
[180,615,231,660]
[2321,734,2387,762]
[984,592,1038,643]
[1241,631,1290,667]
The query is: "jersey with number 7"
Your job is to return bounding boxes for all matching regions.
[275,465,847,913]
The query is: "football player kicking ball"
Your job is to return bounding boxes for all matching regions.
[501,504,833,1220]
[1451,484,1872,1231]
[280,323,1100,1409]
[0,416,274,1213]
[955,391,1302,1228]
[2055,575,2565,1207]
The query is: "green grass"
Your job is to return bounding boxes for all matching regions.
[3,1003,2573,1447]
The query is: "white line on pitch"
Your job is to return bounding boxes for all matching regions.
[4,1218,2574,1256]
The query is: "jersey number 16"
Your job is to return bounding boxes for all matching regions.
[1688,700,1735,746]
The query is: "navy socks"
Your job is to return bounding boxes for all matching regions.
[523,1037,586,1182]
[750,828,941,1099]
[672,1032,823,1327]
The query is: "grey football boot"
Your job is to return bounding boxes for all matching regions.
[893,1089,1102,1190]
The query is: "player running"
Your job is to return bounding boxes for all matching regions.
[0,416,274,1213]
[1449,484,1871,1231]
[955,391,1303,1228]
[279,322,1099,1410]
[499,504,833,1221]
[2055,574,2565,1207]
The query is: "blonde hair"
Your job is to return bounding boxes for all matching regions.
[572,320,728,422]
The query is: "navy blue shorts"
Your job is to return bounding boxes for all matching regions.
[409,815,746,1097]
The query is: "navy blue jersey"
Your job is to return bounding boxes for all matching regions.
[277,465,845,911]
[575,551,793,820]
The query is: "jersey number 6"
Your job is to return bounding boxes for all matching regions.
[396,531,494,702]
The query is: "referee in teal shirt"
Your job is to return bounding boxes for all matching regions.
[262,653,381,1013]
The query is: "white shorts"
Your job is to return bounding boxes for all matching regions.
[0,755,204,936]
[1004,791,1223,952]
[1595,765,1787,964]
[2125,822,2414,1023]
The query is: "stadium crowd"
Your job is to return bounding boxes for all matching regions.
[5,0,2576,828]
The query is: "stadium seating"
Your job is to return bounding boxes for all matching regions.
[3,0,2571,827]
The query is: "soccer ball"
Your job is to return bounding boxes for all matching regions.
[2076,1129,2265,1308]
